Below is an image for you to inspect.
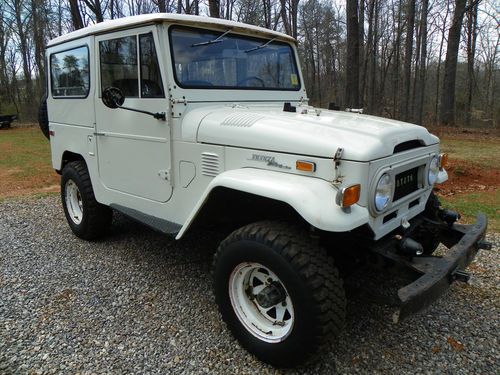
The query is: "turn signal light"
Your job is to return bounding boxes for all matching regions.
[296,160,316,172]
[439,153,448,168]
[337,184,361,208]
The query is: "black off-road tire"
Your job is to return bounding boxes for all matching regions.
[213,221,346,367]
[61,161,112,240]
[38,93,49,140]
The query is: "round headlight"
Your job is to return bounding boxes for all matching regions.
[428,156,439,185]
[375,173,392,211]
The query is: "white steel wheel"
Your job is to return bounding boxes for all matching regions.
[229,262,294,343]
[214,221,346,367]
[61,161,112,240]
[65,180,83,224]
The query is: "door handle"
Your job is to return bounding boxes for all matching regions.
[94,132,106,136]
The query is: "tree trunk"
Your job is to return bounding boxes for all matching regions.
[392,0,403,118]
[439,0,467,126]
[345,0,360,108]
[465,0,478,126]
[209,0,220,18]
[401,0,416,122]
[358,0,365,107]
[68,0,84,29]
[83,0,104,23]
[157,0,167,12]
[415,0,428,125]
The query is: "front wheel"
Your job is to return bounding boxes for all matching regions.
[213,221,346,367]
[61,161,112,240]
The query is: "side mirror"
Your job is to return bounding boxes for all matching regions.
[101,86,166,121]
[102,87,125,109]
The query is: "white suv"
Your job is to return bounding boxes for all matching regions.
[40,14,489,366]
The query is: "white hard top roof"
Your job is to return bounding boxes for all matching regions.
[47,13,295,47]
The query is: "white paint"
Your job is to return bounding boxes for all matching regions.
[46,15,447,241]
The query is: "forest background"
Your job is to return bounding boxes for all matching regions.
[0,0,498,128]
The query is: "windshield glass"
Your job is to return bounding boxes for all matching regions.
[169,26,301,90]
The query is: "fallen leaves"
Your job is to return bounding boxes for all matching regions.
[447,337,465,352]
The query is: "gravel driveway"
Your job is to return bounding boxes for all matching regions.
[1,195,498,374]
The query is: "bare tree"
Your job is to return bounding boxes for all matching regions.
[415,0,429,125]
[209,0,220,18]
[345,0,360,108]
[439,0,467,125]
[465,0,478,126]
[401,0,416,122]
[68,0,84,29]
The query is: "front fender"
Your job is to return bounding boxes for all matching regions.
[176,168,369,239]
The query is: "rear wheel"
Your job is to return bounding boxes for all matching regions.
[61,161,112,240]
[213,221,346,367]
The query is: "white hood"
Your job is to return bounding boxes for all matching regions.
[193,106,439,161]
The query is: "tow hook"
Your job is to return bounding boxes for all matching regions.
[395,235,424,257]
[439,209,461,226]
[451,268,470,283]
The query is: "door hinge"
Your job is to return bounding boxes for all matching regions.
[158,169,171,182]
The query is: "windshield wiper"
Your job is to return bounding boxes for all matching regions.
[192,29,232,47]
[244,38,277,53]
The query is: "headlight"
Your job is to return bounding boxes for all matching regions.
[428,156,439,185]
[375,173,392,211]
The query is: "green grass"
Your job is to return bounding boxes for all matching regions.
[440,138,500,169]
[441,191,500,232]
[0,127,58,197]
[0,128,52,177]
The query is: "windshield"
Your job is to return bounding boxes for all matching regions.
[169,26,301,90]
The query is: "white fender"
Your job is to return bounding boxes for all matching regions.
[176,168,369,239]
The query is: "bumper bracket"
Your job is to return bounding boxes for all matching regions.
[372,213,489,323]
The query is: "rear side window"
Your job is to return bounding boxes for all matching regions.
[50,46,90,98]
[99,33,164,98]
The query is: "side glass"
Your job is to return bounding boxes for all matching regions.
[50,46,90,97]
[139,33,165,98]
[99,36,138,97]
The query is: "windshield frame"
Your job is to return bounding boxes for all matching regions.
[168,25,302,91]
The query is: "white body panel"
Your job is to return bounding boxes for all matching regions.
[47,15,447,241]
[195,106,438,161]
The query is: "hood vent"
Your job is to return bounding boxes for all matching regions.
[221,113,263,128]
[201,152,220,177]
[393,140,424,154]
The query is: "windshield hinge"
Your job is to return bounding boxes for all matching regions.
[170,98,188,105]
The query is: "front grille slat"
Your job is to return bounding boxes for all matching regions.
[393,167,419,201]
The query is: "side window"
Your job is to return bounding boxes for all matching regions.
[99,33,164,98]
[139,33,164,98]
[50,46,90,98]
[100,36,138,97]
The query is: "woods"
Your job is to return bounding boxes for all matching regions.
[0,0,498,127]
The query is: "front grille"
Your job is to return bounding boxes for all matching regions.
[393,167,419,201]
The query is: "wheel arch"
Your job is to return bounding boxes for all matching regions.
[57,151,86,174]
[176,168,370,239]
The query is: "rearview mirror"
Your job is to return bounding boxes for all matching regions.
[102,87,125,109]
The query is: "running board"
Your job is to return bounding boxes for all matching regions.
[110,204,181,235]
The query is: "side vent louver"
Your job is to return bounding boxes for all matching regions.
[221,113,263,127]
[201,152,220,177]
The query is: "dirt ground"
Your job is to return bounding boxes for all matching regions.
[429,126,500,197]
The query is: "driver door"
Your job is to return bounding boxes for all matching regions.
[95,27,172,203]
